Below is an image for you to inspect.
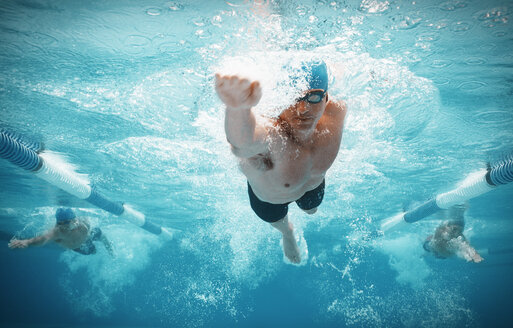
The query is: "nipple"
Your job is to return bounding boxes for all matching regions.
[284,183,290,188]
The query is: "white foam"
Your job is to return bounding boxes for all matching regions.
[214,52,308,116]
[376,233,431,289]
[60,224,162,316]
[39,151,90,186]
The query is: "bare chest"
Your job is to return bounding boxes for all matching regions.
[269,137,336,185]
[54,225,89,249]
[241,129,339,191]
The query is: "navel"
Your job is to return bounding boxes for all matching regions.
[284,183,290,188]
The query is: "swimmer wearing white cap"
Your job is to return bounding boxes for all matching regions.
[215,60,347,264]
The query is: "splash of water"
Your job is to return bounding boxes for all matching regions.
[60,224,162,316]
[376,233,431,289]
[39,151,90,186]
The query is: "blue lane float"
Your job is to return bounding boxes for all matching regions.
[0,129,176,239]
[381,155,513,232]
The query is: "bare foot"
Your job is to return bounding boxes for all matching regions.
[281,223,301,264]
[271,215,301,264]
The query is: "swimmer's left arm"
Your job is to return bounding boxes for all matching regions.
[451,237,484,263]
[8,228,57,249]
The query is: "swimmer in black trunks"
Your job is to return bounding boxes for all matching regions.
[216,60,347,263]
[8,208,114,257]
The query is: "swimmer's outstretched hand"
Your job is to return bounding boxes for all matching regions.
[215,74,262,111]
[8,239,29,249]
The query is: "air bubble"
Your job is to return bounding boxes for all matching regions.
[473,110,513,126]
[146,7,162,16]
[391,14,422,30]
[493,30,507,37]
[439,0,467,11]
[451,20,472,32]
[464,57,486,65]
[458,81,487,91]
[166,1,184,11]
[430,59,453,68]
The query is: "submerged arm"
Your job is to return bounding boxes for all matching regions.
[449,236,483,263]
[8,228,57,249]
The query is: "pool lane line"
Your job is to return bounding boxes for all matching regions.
[381,155,513,232]
[0,129,177,240]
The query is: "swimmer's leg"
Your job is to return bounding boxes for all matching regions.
[302,208,318,215]
[73,240,96,255]
[100,235,114,257]
[97,229,114,257]
[91,228,114,257]
[247,182,300,263]
[444,203,467,227]
[271,215,300,264]
[296,179,325,215]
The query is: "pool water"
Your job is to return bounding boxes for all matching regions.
[1,0,512,327]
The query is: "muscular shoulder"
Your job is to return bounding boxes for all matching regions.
[326,99,347,121]
[51,226,64,239]
[319,99,347,133]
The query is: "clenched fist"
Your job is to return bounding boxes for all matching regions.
[215,74,262,111]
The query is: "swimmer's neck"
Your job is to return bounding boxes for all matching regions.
[276,116,318,146]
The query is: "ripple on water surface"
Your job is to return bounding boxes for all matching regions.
[473,110,513,126]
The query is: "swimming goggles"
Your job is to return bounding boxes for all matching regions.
[296,89,326,104]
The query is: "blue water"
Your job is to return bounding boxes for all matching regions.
[1,0,513,327]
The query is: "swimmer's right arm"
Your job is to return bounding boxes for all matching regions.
[455,240,483,263]
[8,229,56,249]
[215,74,268,157]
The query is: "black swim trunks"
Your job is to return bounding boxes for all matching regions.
[73,227,102,255]
[247,179,325,223]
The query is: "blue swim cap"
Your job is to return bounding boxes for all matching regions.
[55,208,76,223]
[302,60,328,92]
